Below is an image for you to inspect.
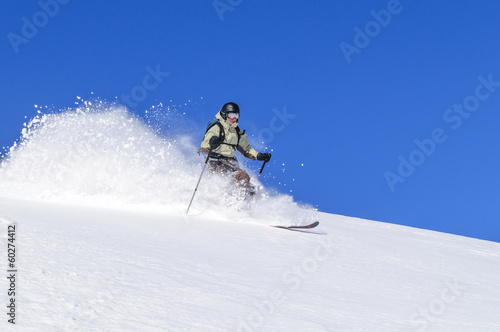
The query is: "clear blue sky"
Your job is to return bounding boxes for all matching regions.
[1,0,499,242]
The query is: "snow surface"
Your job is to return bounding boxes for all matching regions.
[1,106,499,331]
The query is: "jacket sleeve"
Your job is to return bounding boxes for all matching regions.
[237,131,259,160]
[201,125,221,154]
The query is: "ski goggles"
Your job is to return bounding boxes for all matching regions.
[227,112,240,120]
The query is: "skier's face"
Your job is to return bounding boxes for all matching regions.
[227,112,239,125]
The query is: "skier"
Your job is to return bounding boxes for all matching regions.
[201,102,271,194]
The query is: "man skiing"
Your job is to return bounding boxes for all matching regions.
[201,102,271,194]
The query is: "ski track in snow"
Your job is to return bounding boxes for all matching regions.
[0,106,499,331]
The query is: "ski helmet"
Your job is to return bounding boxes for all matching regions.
[220,102,240,120]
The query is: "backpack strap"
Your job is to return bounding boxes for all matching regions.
[206,119,225,141]
[215,121,225,142]
[235,126,245,147]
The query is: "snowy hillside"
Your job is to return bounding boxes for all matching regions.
[1,198,500,331]
[1,106,499,331]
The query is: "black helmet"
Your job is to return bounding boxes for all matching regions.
[220,102,240,120]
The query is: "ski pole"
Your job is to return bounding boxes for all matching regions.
[257,160,268,180]
[186,149,212,214]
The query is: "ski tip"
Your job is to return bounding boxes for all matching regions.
[271,221,320,230]
[307,221,320,228]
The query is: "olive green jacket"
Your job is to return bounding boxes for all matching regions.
[201,112,259,160]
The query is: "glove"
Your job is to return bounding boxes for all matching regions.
[257,152,271,162]
[209,135,223,149]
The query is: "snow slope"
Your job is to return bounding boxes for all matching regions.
[1,106,499,331]
[1,198,500,332]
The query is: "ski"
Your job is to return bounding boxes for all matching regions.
[271,221,319,230]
